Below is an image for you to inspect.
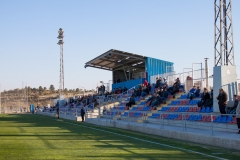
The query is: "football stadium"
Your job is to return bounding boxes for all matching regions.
[1,0,240,160]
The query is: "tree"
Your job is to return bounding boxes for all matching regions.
[39,86,43,95]
[49,85,55,93]
[43,87,47,91]
[76,88,80,92]
[39,86,43,92]
[34,93,39,100]
[27,87,31,95]
[64,88,68,94]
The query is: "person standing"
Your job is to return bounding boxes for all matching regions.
[81,107,85,122]
[236,96,240,134]
[217,88,228,115]
[56,107,59,119]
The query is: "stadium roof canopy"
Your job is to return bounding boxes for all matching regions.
[84,49,146,71]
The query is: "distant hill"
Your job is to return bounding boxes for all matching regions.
[0,85,95,110]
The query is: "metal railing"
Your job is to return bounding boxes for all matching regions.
[96,109,238,135]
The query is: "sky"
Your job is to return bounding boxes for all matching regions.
[0,0,240,91]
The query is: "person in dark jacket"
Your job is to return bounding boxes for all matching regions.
[198,88,210,108]
[141,86,149,97]
[56,107,59,119]
[217,88,228,114]
[80,107,85,122]
[126,95,136,108]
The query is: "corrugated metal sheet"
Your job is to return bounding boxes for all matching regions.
[146,57,174,81]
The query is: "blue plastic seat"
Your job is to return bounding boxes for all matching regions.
[226,116,233,123]
[205,107,210,113]
[213,116,222,122]
[197,115,202,121]
[221,116,227,123]
[193,115,198,121]
[199,107,206,113]
[210,107,213,112]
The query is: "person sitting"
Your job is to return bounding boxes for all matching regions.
[160,89,169,103]
[168,78,180,95]
[150,94,163,109]
[197,88,210,108]
[141,86,150,97]
[123,87,128,93]
[227,95,239,114]
[144,79,148,87]
[187,86,196,98]
[155,77,162,88]
[126,95,136,108]
[188,86,200,100]
[146,93,155,104]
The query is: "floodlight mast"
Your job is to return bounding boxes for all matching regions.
[57,28,64,106]
[214,0,234,66]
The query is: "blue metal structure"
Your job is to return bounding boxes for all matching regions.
[112,78,145,90]
[146,57,174,82]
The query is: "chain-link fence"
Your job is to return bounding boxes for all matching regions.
[0,88,29,114]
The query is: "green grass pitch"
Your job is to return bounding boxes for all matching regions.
[0,114,239,160]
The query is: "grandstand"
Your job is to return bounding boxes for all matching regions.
[38,61,240,151]
[33,46,240,151]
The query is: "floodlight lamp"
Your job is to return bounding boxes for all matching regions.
[118,60,121,62]
[57,40,64,45]
[58,34,64,38]
[58,28,64,34]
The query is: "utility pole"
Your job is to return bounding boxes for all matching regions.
[204,58,209,89]
[57,28,64,108]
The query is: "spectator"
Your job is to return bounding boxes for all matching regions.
[126,95,136,108]
[116,77,121,83]
[155,78,162,88]
[198,88,210,108]
[144,79,148,87]
[102,84,105,94]
[204,89,213,108]
[141,86,150,97]
[80,107,85,122]
[226,95,238,114]
[189,86,200,100]
[160,88,169,103]
[236,96,240,134]
[168,78,180,96]
[150,94,163,109]
[56,107,59,119]
[217,88,228,115]
[187,86,196,98]
[103,106,107,115]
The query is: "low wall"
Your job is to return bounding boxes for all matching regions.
[37,112,240,151]
[37,112,82,121]
[86,118,240,151]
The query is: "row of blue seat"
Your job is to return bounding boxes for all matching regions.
[198,107,213,113]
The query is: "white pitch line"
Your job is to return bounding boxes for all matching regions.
[38,115,227,160]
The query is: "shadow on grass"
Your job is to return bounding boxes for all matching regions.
[0,114,239,160]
